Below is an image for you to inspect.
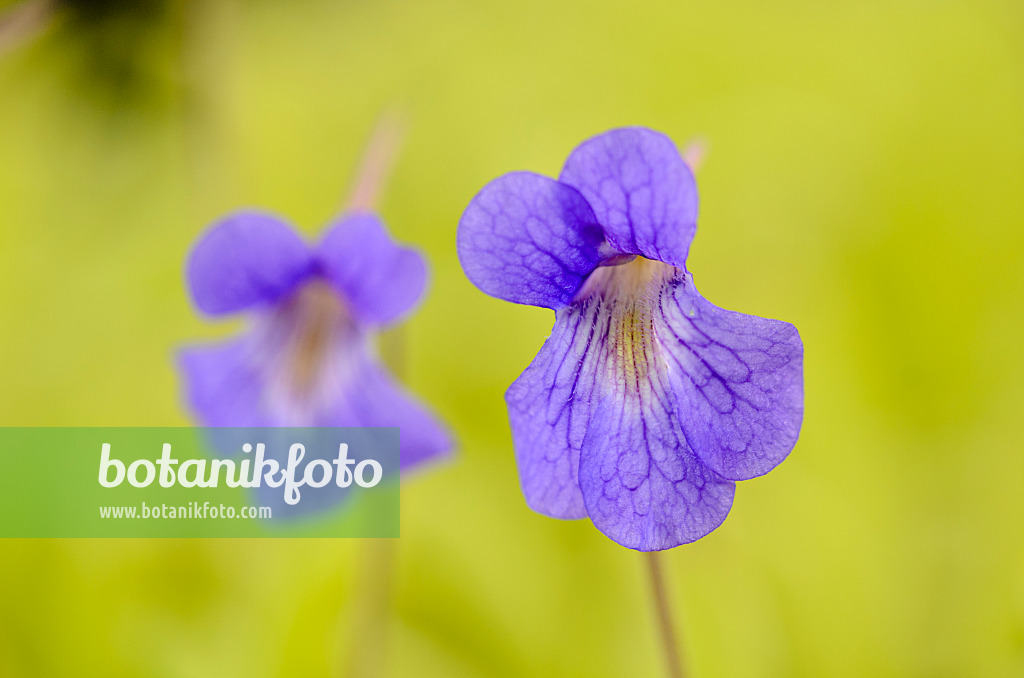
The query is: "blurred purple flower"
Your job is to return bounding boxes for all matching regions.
[179,210,452,472]
[457,127,803,550]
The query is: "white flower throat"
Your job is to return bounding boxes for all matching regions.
[251,279,366,423]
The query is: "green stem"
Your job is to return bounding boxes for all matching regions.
[343,538,397,678]
[339,112,405,678]
[646,551,686,678]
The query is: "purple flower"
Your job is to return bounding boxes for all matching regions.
[457,128,804,550]
[179,210,452,472]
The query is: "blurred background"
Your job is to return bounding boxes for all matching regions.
[1,0,1023,676]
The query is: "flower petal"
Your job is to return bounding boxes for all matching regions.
[331,355,454,472]
[178,338,274,427]
[187,211,314,316]
[559,128,698,267]
[179,328,451,472]
[458,172,605,309]
[315,213,427,326]
[657,273,804,480]
[504,311,599,520]
[507,260,737,546]
[572,288,736,550]
[552,258,737,548]
[579,396,736,551]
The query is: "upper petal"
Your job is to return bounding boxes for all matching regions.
[457,172,605,309]
[504,309,599,520]
[316,213,428,326]
[559,127,698,267]
[657,273,804,480]
[187,211,314,316]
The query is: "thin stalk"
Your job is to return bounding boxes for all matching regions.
[339,112,405,678]
[342,538,397,678]
[646,551,685,678]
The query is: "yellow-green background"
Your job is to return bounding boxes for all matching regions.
[1,0,1022,676]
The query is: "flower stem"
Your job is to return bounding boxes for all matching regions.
[342,538,397,678]
[646,551,686,678]
[338,115,406,677]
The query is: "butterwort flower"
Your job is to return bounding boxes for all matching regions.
[179,210,452,472]
[457,127,803,551]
